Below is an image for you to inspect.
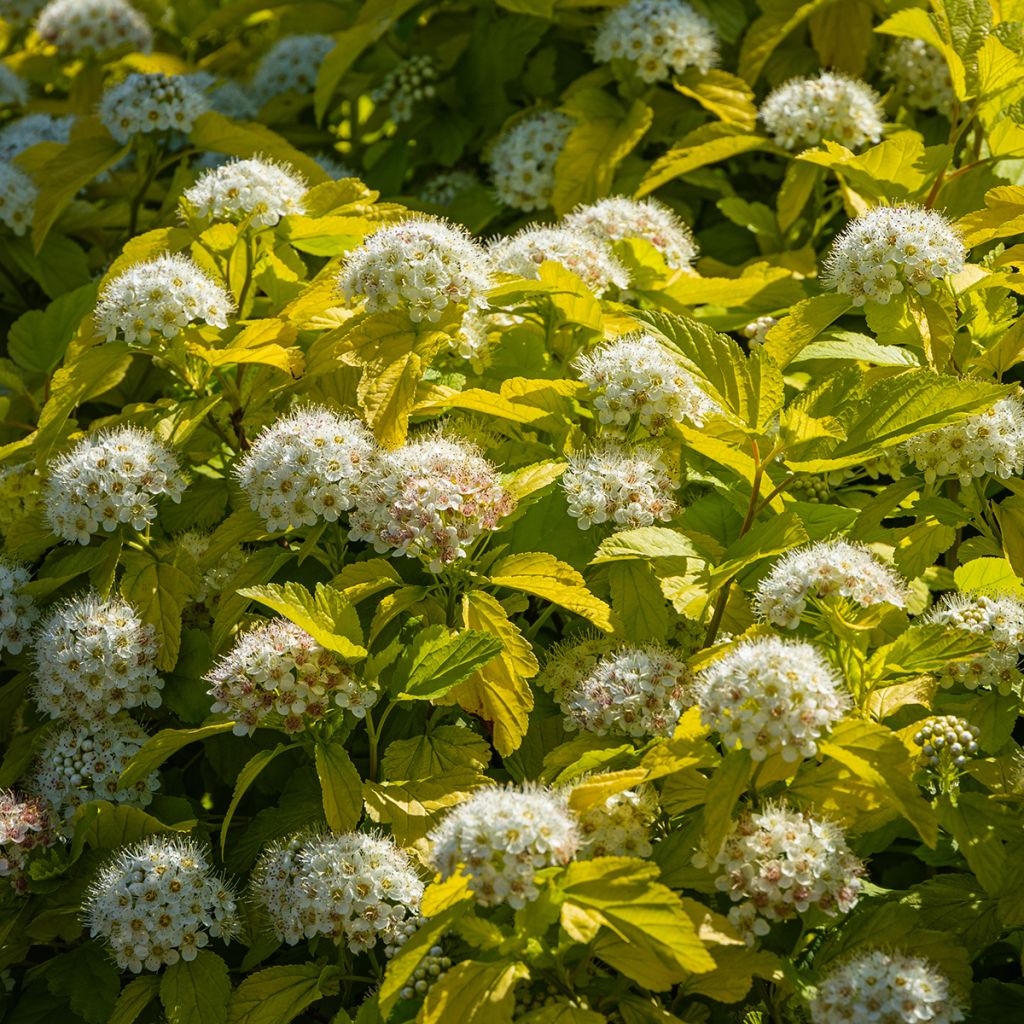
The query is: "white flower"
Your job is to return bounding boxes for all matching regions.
[35,0,152,54]
[694,636,849,761]
[30,715,158,832]
[429,785,578,908]
[575,788,656,858]
[184,72,258,121]
[760,71,883,151]
[754,540,908,628]
[822,204,965,306]
[372,55,438,123]
[0,791,58,894]
[0,64,28,107]
[694,803,863,942]
[487,110,574,212]
[925,592,1024,694]
[742,316,778,347]
[251,831,423,952]
[489,225,628,297]
[884,39,954,113]
[0,0,45,26]
[349,434,516,572]
[183,157,307,227]
[561,645,692,738]
[100,73,207,144]
[561,444,678,530]
[421,169,479,206]
[206,618,375,736]
[905,397,1024,486]
[173,530,245,607]
[810,949,965,1024]
[338,217,491,323]
[84,836,240,973]
[0,113,73,160]
[94,253,233,345]
[32,591,162,723]
[0,558,36,655]
[236,406,377,533]
[44,426,185,544]
[0,160,37,235]
[594,0,718,82]
[251,34,334,106]
[913,715,980,769]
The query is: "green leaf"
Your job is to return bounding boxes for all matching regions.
[107,977,160,1024]
[160,951,231,1024]
[674,69,757,130]
[315,742,363,831]
[636,124,767,197]
[957,185,1024,245]
[71,802,183,859]
[46,943,120,1024]
[418,961,528,1024]
[221,745,291,855]
[392,625,503,700]
[738,0,837,83]
[121,548,193,671]
[708,511,809,587]
[381,727,491,780]
[700,750,752,855]
[954,556,1024,599]
[363,771,486,847]
[763,294,853,367]
[867,624,991,680]
[120,723,236,788]
[8,283,96,376]
[226,964,328,1024]
[608,561,670,642]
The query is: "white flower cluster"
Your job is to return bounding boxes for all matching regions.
[488,110,574,212]
[44,426,185,544]
[35,0,152,54]
[539,636,618,700]
[0,558,36,655]
[100,73,207,144]
[185,72,259,121]
[0,65,27,107]
[30,715,158,831]
[694,803,863,942]
[760,72,883,152]
[594,0,718,82]
[373,55,438,123]
[925,592,1024,694]
[429,785,578,908]
[251,831,423,951]
[94,253,233,345]
[822,204,965,306]
[0,0,45,26]
[575,333,719,432]
[33,592,162,723]
[0,161,37,235]
[754,540,908,628]
[884,39,954,113]
[809,949,965,1024]
[421,169,479,206]
[251,34,334,106]
[489,225,628,297]
[0,113,73,160]
[561,645,692,738]
[576,788,656,858]
[338,218,491,323]
[236,406,376,533]
[905,397,1024,486]
[742,316,778,347]
[913,715,980,769]
[564,196,698,271]
[174,530,246,606]
[349,435,516,573]
[694,636,849,761]
[0,791,58,894]
[562,445,678,530]
[183,157,307,228]
[207,618,375,735]
[84,836,240,972]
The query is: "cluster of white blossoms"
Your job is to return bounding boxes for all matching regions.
[182,157,307,227]
[94,253,233,346]
[33,592,162,723]
[0,161,37,235]
[207,618,375,735]
[822,204,965,306]
[561,645,692,738]
[754,540,908,629]
[594,0,718,82]
[44,426,185,544]
[760,72,884,152]
[575,788,657,859]
[174,531,246,607]
[742,315,778,347]
[575,333,719,432]
[237,406,377,533]
[100,73,207,144]
[30,715,158,831]
[0,65,28,107]
[35,0,152,54]
[924,592,1024,694]
[562,445,678,530]
[694,637,849,762]
[0,791,58,894]
[421,168,479,206]
[338,218,491,323]
[251,34,334,106]
[489,225,628,298]
[884,38,954,113]
[251,831,423,951]
[0,558,36,655]
[184,72,259,121]
[0,0,45,27]
[429,785,578,908]
[488,109,575,212]
[0,113,73,160]
[372,55,438,123]
[349,435,516,572]
[84,837,240,972]
[564,195,698,272]
[904,397,1024,486]
[809,949,965,1024]
[694,803,864,942]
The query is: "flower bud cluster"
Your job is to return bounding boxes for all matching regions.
[373,55,438,123]
[251,34,334,106]
[35,0,152,54]
[0,791,58,893]
[183,156,307,227]
[420,169,479,206]
[397,944,453,1002]
[0,65,27,107]
[0,113,73,160]
[741,316,778,347]
[913,715,980,769]
[576,788,656,858]
[0,558,36,655]
[174,530,246,607]
[100,73,207,144]
[488,110,574,212]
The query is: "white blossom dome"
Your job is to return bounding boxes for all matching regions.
[0,160,37,235]
[421,169,479,206]
[94,252,233,345]
[44,426,185,544]
[0,65,28,107]
[0,790,58,894]
[182,156,307,227]
[0,558,36,655]
[694,636,849,761]
[822,204,965,306]
[884,39,954,113]
[809,949,965,1024]
[575,788,656,859]
[35,0,152,54]
[206,617,375,736]
[32,591,162,723]
[236,406,377,533]
[84,836,240,972]
[594,0,718,83]
[487,109,574,212]
[0,113,73,160]
[905,397,1024,486]
[251,34,334,106]
[429,785,578,908]
[372,55,438,123]
[99,73,207,144]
